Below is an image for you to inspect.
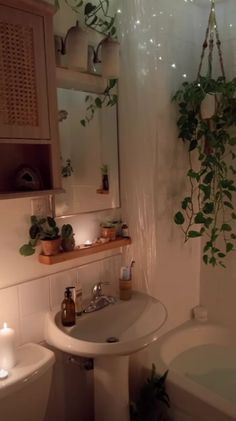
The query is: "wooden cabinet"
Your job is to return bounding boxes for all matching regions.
[0,0,62,198]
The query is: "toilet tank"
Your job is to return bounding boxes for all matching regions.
[0,343,55,421]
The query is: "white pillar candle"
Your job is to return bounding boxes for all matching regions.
[0,323,16,370]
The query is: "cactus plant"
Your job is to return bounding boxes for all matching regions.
[61,224,75,252]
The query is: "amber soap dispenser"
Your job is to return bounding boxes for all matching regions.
[61,287,76,327]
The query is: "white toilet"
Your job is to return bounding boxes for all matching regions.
[0,342,55,421]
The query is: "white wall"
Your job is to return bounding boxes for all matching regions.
[200,0,236,329]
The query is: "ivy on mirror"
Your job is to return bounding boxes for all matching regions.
[174,76,236,268]
[80,78,117,126]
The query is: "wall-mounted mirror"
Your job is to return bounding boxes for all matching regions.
[55,88,120,216]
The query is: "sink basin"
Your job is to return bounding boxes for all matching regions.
[45,291,167,421]
[46,291,167,357]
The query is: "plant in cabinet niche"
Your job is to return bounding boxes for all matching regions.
[61,158,74,178]
[173,0,236,268]
[80,79,117,126]
[61,224,76,252]
[19,216,61,257]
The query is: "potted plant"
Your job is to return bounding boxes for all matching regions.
[173,1,236,268]
[130,364,170,421]
[173,76,236,267]
[61,224,75,252]
[100,221,116,241]
[19,216,61,256]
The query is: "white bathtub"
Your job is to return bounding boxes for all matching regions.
[155,321,236,421]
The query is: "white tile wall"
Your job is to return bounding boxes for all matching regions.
[0,255,122,346]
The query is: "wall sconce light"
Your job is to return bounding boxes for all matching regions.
[56,21,89,72]
[93,37,120,79]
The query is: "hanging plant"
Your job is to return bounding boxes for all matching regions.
[173,0,236,268]
[55,0,116,38]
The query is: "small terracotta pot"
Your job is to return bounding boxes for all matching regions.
[41,237,61,256]
[101,227,116,241]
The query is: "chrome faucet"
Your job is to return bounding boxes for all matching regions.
[84,282,116,313]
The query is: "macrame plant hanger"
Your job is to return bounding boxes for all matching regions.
[197,0,225,81]
[196,0,226,154]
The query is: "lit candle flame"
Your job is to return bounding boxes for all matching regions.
[3,322,8,330]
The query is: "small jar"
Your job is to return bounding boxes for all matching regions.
[121,223,129,238]
[119,279,132,301]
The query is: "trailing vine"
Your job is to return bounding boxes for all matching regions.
[173,76,236,267]
[80,78,117,126]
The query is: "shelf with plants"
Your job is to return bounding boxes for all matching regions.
[38,237,132,265]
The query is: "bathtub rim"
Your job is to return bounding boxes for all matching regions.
[155,320,236,420]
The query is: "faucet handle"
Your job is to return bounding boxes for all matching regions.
[92,281,111,298]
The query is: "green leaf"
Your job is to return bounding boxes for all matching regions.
[204,241,212,252]
[95,97,102,108]
[205,217,213,228]
[223,190,232,201]
[203,171,214,184]
[226,242,234,253]
[19,244,35,256]
[218,253,226,258]
[231,233,236,239]
[203,202,214,214]
[84,2,96,15]
[109,79,117,89]
[203,255,208,264]
[80,119,86,127]
[187,169,200,180]
[194,212,205,224]
[221,224,232,232]
[174,212,185,225]
[224,201,234,209]
[188,231,202,238]
[232,213,236,219]
[181,197,191,210]
[209,257,217,267]
[189,140,198,151]
[199,184,211,200]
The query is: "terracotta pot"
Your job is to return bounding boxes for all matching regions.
[41,237,61,256]
[61,237,75,252]
[101,227,116,241]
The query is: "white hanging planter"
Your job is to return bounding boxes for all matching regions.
[65,21,88,72]
[101,38,120,79]
[200,93,216,120]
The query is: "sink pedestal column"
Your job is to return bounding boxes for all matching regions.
[94,356,130,421]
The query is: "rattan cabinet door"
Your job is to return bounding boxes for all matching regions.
[0,5,50,140]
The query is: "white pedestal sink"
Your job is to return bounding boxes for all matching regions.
[45,291,167,421]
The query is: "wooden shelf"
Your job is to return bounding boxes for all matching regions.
[0,189,64,200]
[38,237,131,265]
[56,66,107,94]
